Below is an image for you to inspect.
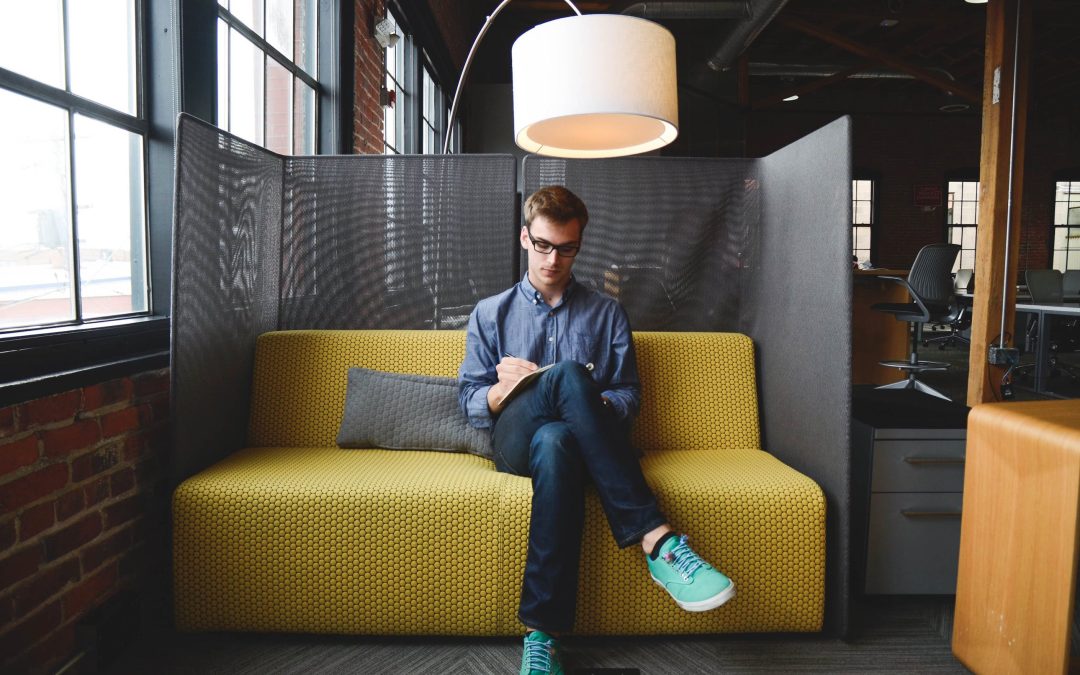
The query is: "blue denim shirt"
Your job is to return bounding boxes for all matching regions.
[458,274,641,429]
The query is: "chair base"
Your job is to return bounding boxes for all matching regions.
[924,331,970,349]
[879,359,950,373]
[876,376,952,401]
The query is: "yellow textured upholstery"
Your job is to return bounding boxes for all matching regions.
[173,330,826,635]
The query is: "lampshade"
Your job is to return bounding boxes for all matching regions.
[512,14,678,158]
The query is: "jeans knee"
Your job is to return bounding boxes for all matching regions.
[529,423,581,475]
[547,360,596,396]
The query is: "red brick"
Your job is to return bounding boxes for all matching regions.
[147,394,170,423]
[7,621,76,675]
[55,488,84,522]
[100,406,152,439]
[132,371,169,398]
[123,433,144,461]
[0,600,61,658]
[81,526,133,573]
[0,405,16,438]
[43,512,102,561]
[0,517,15,552]
[0,434,39,475]
[71,445,119,482]
[23,391,81,427]
[0,464,68,515]
[104,495,143,531]
[18,501,55,541]
[62,561,117,620]
[82,477,110,507]
[109,467,136,497]
[13,557,80,615]
[41,419,101,459]
[81,378,133,411]
[0,544,43,590]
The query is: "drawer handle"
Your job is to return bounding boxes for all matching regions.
[900,509,962,519]
[903,456,965,466]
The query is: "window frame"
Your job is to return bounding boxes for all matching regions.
[1050,170,1080,272]
[215,1,322,154]
[0,0,354,406]
[0,0,151,336]
[852,172,877,266]
[944,171,980,273]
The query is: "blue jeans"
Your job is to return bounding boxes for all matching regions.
[492,361,667,633]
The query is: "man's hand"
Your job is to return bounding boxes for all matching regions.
[487,356,538,414]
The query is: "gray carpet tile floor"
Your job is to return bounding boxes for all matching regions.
[104,596,971,674]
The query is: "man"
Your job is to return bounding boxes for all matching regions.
[458,186,734,675]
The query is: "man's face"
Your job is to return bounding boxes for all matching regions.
[521,215,582,293]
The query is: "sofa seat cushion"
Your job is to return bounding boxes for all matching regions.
[173,446,824,635]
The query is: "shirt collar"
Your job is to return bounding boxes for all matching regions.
[517,272,576,307]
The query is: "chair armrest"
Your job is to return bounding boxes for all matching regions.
[876,276,930,318]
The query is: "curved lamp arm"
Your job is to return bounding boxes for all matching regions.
[441,0,582,155]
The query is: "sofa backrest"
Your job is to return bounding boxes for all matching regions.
[248,330,760,453]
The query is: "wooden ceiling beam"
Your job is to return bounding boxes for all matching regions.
[750,64,867,110]
[777,15,982,104]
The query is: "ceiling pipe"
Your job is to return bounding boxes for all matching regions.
[621,2,750,20]
[749,62,960,82]
[706,0,791,71]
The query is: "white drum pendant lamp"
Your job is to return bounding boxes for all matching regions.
[512,14,679,158]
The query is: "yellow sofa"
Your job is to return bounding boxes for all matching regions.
[172,330,825,635]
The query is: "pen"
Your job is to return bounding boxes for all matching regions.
[506,352,593,372]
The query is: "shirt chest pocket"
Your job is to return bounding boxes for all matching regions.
[567,330,598,365]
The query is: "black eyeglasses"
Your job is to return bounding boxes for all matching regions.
[526,229,580,258]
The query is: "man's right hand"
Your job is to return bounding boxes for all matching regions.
[487,356,539,414]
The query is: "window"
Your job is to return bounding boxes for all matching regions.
[852,179,873,265]
[382,10,413,154]
[1052,180,1080,271]
[0,0,149,332]
[421,67,442,155]
[217,0,318,154]
[947,180,980,272]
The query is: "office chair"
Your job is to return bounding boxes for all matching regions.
[1016,269,1080,385]
[872,243,961,400]
[924,268,973,349]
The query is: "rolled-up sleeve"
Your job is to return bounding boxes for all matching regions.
[458,307,498,428]
[599,304,641,421]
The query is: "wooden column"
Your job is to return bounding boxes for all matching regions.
[966,0,1032,406]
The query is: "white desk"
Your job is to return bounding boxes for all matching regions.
[1015,302,1080,394]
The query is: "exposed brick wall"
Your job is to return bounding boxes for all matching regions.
[0,369,169,674]
[746,110,1079,271]
[354,0,386,154]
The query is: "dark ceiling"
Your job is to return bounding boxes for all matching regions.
[461,0,1080,117]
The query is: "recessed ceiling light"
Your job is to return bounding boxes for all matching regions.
[783,94,799,102]
[940,103,970,112]
[964,0,988,4]
[880,18,900,27]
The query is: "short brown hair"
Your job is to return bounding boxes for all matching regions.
[523,185,589,233]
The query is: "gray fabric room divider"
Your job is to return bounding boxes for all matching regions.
[521,157,753,331]
[523,116,853,634]
[170,114,518,487]
[748,116,853,637]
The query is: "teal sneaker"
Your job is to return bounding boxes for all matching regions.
[519,630,564,675]
[646,534,736,612]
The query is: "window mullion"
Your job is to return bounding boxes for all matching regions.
[66,110,83,323]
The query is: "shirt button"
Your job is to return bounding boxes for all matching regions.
[548,311,554,317]
[548,337,554,342]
